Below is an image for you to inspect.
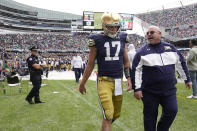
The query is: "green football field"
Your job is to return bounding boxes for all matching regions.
[0,80,196,131]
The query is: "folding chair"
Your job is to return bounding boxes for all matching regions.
[7,72,21,95]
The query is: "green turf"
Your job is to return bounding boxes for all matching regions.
[0,80,196,131]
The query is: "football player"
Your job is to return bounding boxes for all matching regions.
[79,12,132,131]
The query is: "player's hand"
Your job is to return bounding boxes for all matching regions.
[126,77,132,92]
[185,82,192,89]
[79,83,86,95]
[134,91,143,100]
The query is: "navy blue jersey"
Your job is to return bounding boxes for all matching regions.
[89,33,128,78]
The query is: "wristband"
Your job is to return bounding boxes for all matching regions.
[124,67,130,79]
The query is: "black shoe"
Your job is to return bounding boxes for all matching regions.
[35,101,45,104]
[25,98,34,104]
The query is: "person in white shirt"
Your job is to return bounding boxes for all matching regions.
[55,60,59,71]
[127,44,136,69]
[71,53,83,83]
[51,60,54,71]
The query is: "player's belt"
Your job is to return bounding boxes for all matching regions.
[98,76,115,82]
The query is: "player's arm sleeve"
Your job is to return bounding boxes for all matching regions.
[174,47,191,83]
[131,52,143,92]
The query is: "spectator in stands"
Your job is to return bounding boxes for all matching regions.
[0,33,90,53]
[4,60,10,72]
[186,39,197,98]
[137,4,197,27]
[0,32,146,74]
[132,26,192,131]
[137,3,197,39]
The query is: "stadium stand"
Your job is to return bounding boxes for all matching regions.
[0,0,82,32]
[0,0,196,71]
[136,3,197,39]
[0,33,90,52]
[136,3,197,27]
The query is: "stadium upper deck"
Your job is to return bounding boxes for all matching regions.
[136,3,197,40]
[0,0,82,32]
[0,0,196,42]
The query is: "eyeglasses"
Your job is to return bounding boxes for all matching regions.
[146,31,156,35]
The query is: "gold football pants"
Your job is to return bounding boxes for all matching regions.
[97,76,123,120]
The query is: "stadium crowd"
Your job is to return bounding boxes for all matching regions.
[136,3,197,38]
[0,32,147,72]
[169,26,197,38]
[0,32,90,52]
[128,34,146,49]
[0,32,146,51]
[136,3,197,27]
[0,51,84,73]
[0,30,190,73]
